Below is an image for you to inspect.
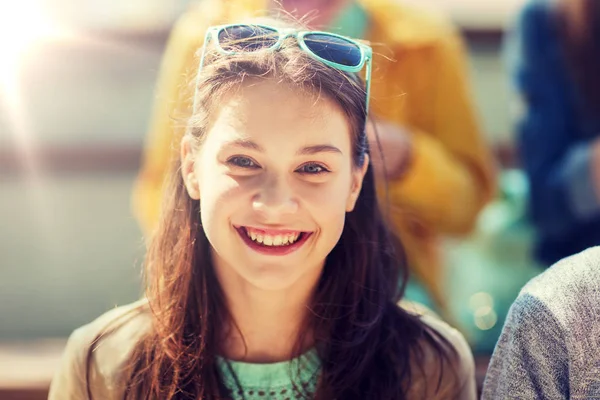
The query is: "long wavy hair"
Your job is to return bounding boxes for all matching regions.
[556,0,600,116]
[89,19,459,400]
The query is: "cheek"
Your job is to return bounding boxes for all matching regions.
[302,184,349,209]
[301,175,353,226]
[196,167,249,230]
[305,169,353,204]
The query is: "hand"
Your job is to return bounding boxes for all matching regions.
[366,118,413,180]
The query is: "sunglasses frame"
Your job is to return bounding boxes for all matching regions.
[193,23,372,114]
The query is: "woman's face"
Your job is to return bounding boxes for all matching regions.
[182,79,367,292]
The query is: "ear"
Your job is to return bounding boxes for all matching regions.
[181,135,201,200]
[346,154,369,212]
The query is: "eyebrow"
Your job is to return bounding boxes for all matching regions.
[225,139,342,155]
[297,144,343,156]
[226,139,263,151]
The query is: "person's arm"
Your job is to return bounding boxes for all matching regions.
[482,293,569,399]
[381,27,496,235]
[131,9,209,236]
[508,0,600,238]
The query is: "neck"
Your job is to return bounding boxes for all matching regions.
[276,0,350,29]
[217,270,320,363]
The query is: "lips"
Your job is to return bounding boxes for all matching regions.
[242,226,303,247]
[234,226,312,256]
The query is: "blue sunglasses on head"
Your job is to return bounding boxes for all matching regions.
[192,23,373,113]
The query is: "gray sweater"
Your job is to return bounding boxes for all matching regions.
[482,247,600,399]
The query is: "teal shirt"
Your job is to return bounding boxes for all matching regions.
[218,349,320,399]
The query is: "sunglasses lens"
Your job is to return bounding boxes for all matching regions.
[218,25,278,52]
[303,34,363,67]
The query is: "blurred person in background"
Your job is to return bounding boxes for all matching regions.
[506,0,600,266]
[50,20,476,399]
[132,0,496,315]
[482,246,600,398]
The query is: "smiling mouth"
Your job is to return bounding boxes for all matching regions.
[239,226,306,247]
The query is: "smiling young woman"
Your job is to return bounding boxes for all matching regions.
[48,20,476,400]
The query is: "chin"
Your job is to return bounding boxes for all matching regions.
[243,263,313,292]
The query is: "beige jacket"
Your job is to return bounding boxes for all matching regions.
[48,300,476,399]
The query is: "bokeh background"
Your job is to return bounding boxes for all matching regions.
[0,0,544,397]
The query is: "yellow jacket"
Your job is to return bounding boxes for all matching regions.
[132,0,496,309]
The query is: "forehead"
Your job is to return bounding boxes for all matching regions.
[203,80,353,150]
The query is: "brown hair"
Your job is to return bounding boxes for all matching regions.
[89,19,459,399]
[557,0,600,116]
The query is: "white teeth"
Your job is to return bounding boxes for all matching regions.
[243,228,303,247]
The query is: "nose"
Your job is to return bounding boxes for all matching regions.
[252,174,299,220]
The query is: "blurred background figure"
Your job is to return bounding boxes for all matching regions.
[132,0,497,316]
[505,0,600,266]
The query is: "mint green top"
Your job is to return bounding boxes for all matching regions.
[217,349,321,399]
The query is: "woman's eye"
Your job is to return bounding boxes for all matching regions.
[227,156,258,169]
[297,163,329,174]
